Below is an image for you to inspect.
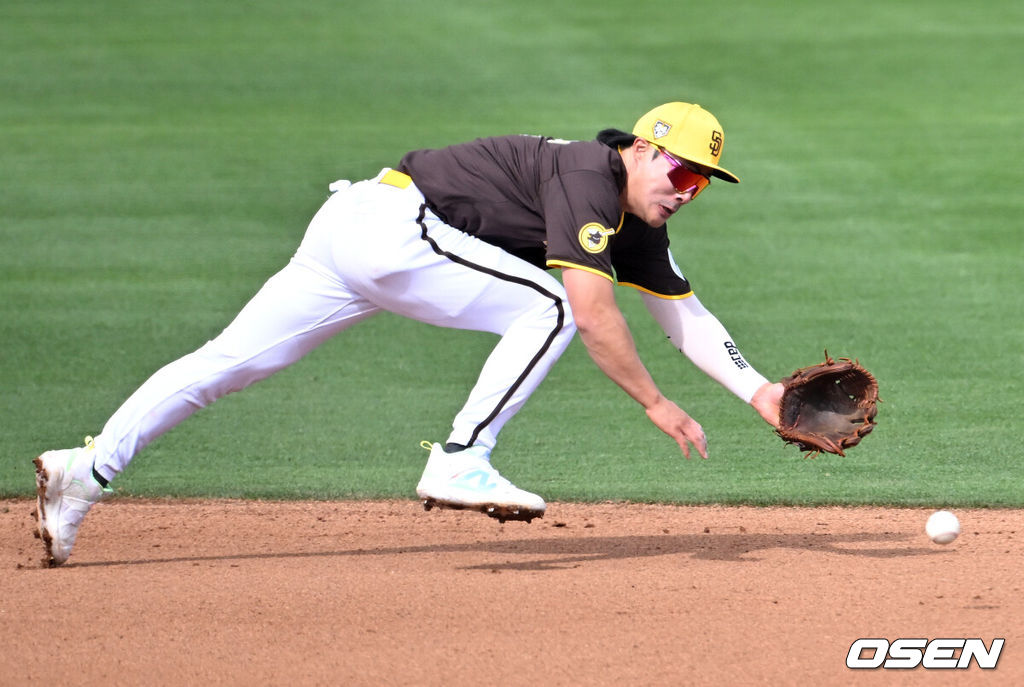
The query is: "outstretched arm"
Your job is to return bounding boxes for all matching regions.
[640,292,781,427]
[562,268,708,458]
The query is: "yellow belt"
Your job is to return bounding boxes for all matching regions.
[379,169,412,188]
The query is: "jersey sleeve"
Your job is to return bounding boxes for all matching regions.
[540,169,624,281]
[610,217,693,298]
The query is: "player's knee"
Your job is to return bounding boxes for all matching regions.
[536,294,576,346]
[189,339,291,398]
[499,291,574,346]
[556,298,576,338]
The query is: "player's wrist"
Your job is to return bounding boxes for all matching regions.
[641,392,671,412]
[750,382,783,428]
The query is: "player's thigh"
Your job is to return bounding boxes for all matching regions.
[350,219,568,334]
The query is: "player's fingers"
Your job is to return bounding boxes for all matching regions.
[686,424,708,460]
[694,433,708,460]
[646,399,707,459]
[676,426,707,460]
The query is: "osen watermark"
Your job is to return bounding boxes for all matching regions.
[847,638,1004,670]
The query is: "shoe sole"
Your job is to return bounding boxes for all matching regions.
[32,455,59,568]
[420,497,544,524]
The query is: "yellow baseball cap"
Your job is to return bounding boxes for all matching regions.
[632,102,740,183]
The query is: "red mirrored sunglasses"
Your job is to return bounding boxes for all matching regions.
[658,146,711,198]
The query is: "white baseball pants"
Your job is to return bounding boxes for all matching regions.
[92,170,576,479]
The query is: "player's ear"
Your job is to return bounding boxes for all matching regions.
[633,137,659,162]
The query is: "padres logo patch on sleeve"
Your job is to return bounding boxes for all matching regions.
[578,222,615,254]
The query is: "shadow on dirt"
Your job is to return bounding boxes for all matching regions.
[60,530,941,571]
[452,531,940,570]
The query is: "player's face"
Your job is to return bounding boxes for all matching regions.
[623,141,710,227]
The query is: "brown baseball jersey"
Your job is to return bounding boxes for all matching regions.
[398,135,693,298]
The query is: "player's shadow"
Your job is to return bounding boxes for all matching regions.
[62,530,939,570]
[449,531,937,571]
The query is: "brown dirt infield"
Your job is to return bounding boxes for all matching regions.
[3,499,1020,685]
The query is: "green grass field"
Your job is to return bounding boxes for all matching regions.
[3,0,1021,506]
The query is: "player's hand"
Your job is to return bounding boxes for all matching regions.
[645,396,708,459]
[750,381,784,428]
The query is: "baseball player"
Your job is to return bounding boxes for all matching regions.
[34,101,784,566]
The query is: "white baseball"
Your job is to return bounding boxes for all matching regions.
[925,510,960,544]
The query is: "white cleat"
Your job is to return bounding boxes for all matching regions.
[33,437,110,567]
[415,442,545,523]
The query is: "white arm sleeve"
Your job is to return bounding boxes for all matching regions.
[641,292,769,403]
